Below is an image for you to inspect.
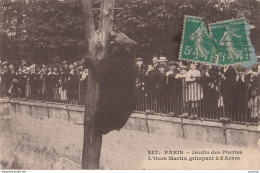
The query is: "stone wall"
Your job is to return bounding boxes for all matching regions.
[0,98,260,148]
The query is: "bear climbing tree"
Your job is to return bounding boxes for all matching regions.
[80,0,138,169]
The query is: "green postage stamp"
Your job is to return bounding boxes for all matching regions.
[179,16,217,64]
[209,19,251,66]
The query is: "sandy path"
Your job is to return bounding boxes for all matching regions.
[0,114,259,170]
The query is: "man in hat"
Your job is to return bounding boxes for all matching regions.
[16,66,26,98]
[29,64,39,100]
[144,62,157,110]
[233,65,248,121]
[175,65,187,79]
[46,65,55,101]
[6,64,18,97]
[0,62,2,97]
[166,61,179,79]
[62,61,69,71]
[0,61,4,97]
[201,64,220,118]
[174,65,188,115]
[24,67,31,99]
[52,64,60,102]
[135,57,147,88]
[1,61,8,96]
[80,68,88,104]
[219,66,238,119]
[135,57,147,111]
[2,61,8,72]
[156,64,167,112]
[158,56,169,72]
[39,65,47,100]
[59,61,69,103]
[165,61,179,113]
[67,64,79,104]
[152,57,159,72]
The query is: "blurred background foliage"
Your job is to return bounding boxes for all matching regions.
[0,0,259,65]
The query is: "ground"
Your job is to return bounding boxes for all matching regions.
[0,114,259,170]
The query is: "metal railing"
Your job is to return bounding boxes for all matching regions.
[0,74,259,125]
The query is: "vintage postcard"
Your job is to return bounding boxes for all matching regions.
[0,0,259,171]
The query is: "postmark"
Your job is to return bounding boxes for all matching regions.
[179,16,217,64]
[209,19,251,66]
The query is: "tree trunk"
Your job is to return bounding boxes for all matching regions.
[0,1,3,59]
[81,0,115,169]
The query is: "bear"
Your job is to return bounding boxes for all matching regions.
[84,31,138,135]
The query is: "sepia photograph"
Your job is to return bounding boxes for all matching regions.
[0,0,259,170]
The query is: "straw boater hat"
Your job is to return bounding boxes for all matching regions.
[136,57,143,62]
[77,65,83,70]
[69,64,74,69]
[2,61,8,66]
[9,64,14,68]
[179,65,187,70]
[158,56,167,62]
[30,64,36,68]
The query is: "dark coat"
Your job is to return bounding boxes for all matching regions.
[136,64,147,84]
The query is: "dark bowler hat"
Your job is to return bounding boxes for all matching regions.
[236,65,246,71]
[136,57,143,62]
[158,64,165,68]
[168,61,177,66]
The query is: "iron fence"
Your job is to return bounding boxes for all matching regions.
[0,74,259,125]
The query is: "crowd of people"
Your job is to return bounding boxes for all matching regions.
[0,56,259,123]
[0,60,88,104]
[135,56,259,123]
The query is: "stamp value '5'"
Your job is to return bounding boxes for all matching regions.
[179,16,217,64]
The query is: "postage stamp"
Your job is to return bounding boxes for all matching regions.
[209,19,251,66]
[242,21,257,67]
[179,16,217,64]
